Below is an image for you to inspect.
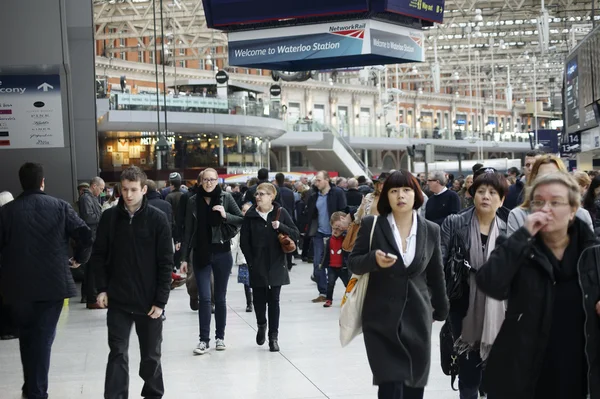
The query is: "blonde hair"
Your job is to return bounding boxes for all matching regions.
[198,168,218,181]
[528,171,581,210]
[573,171,592,189]
[330,211,347,225]
[521,155,566,209]
[257,182,276,196]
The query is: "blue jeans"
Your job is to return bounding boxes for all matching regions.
[312,233,330,296]
[194,251,233,344]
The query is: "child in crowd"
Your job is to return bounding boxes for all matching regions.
[232,202,253,312]
[320,211,350,308]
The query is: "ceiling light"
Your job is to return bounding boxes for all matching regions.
[411,66,418,74]
[474,9,483,22]
[455,92,460,98]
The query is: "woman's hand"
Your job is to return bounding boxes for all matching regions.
[524,212,551,236]
[595,301,600,316]
[180,261,188,274]
[212,205,226,219]
[272,221,280,230]
[375,250,395,268]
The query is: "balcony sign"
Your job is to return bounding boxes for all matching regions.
[228,19,424,71]
[114,93,228,110]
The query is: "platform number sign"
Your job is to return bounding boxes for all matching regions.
[561,131,581,156]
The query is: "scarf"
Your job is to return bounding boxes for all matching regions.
[197,184,223,227]
[457,213,504,361]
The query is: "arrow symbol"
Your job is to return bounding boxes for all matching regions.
[37,83,54,92]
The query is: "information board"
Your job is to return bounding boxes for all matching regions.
[565,54,580,128]
[0,74,64,149]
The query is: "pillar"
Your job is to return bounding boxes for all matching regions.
[219,133,224,167]
[237,134,242,153]
[286,146,291,172]
[0,0,98,201]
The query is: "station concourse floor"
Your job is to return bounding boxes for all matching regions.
[0,261,456,399]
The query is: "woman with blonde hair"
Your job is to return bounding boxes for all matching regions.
[507,155,593,235]
[354,172,389,223]
[573,171,592,198]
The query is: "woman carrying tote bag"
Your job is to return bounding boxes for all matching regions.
[347,170,449,399]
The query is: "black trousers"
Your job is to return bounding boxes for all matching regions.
[105,307,164,399]
[378,382,424,399]
[81,263,97,303]
[0,293,17,337]
[13,300,63,399]
[253,286,281,338]
[326,267,350,301]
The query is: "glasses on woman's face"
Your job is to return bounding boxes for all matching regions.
[530,200,570,211]
[255,192,269,198]
[202,178,218,184]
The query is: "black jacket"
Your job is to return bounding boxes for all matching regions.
[305,184,348,237]
[504,179,525,210]
[240,204,299,288]
[181,191,244,263]
[146,191,173,236]
[348,215,449,386]
[246,180,281,206]
[440,207,507,315]
[0,190,93,303]
[78,189,102,239]
[476,219,600,399]
[90,197,173,314]
[346,188,364,211]
[320,233,349,269]
[279,186,296,221]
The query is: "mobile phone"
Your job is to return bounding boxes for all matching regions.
[385,253,398,260]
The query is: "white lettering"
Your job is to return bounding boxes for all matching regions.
[313,42,341,51]
[0,88,26,94]
[233,48,268,58]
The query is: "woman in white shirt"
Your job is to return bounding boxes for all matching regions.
[348,170,449,399]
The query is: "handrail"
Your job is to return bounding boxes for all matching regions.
[326,124,373,178]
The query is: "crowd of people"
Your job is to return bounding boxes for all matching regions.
[1,155,600,399]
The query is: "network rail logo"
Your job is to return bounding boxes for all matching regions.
[329,23,366,39]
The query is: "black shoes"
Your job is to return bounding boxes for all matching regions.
[269,339,280,352]
[246,303,253,312]
[256,323,267,346]
[189,296,199,311]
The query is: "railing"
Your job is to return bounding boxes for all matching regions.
[107,93,284,120]
[325,124,373,178]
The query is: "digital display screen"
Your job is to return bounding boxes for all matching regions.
[566,54,580,127]
[377,0,445,23]
[202,0,369,27]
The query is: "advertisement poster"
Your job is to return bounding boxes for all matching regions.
[566,55,580,127]
[0,74,64,149]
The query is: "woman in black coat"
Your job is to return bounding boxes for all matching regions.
[477,172,600,399]
[240,182,299,352]
[348,171,449,399]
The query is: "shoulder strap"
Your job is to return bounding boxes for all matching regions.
[275,207,281,222]
[369,215,378,251]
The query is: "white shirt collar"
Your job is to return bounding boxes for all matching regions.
[435,187,448,196]
[387,211,418,238]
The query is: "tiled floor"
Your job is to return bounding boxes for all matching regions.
[0,262,457,399]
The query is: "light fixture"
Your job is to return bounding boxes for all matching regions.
[411,66,418,74]
[474,9,483,22]
[455,91,460,98]
[454,71,460,80]
[206,54,213,66]
[418,87,423,95]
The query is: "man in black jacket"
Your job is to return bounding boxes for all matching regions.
[305,171,348,302]
[275,173,297,269]
[0,162,93,399]
[90,166,173,399]
[345,178,364,212]
[78,176,104,308]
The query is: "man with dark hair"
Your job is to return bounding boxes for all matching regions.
[275,172,297,269]
[357,175,374,195]
[91,166,173,399]
[0,162,93,399]
[246,168,281,206]
[504,150,544,209]
[78,176,105,309]
[305,170,348,302]
[472,163,484,175]
[165,172,185,261]
[230,183,244,208]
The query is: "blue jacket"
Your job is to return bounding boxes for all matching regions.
[0,190,93,303]
[305,184,349,237]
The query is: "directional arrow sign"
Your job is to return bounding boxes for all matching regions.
[37,83,54,92]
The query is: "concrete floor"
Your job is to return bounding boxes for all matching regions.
[0,261,457,399]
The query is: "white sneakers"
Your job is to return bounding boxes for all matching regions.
[215,338,226,351]
[193,341,208,355]
[193,339,226,355]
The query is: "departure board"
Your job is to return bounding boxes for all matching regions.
[565,53,580,129]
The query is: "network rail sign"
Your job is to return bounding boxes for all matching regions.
[228,19,424,71]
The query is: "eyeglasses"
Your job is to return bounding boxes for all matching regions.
[202,178,218,184]
[530,200,570,210]
[255,192,269,197]
[427,179,438,182]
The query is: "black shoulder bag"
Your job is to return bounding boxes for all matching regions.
[440,320,459,391]
[444,233,471,301]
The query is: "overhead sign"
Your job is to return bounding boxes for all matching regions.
[373,0,444,24]
[228,19,424,71]
[560,131,581,156]
[0,74,64,149]
[270,85,282,97]
[114,93,228,110]
[565,54,580,129]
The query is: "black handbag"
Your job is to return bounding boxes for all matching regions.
[444,234,471,301]
[440,320,459,391]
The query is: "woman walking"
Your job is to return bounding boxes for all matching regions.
[477,172,600,399]
[240,183,299,352]
[348,170,449,399]
[180,168,244,355]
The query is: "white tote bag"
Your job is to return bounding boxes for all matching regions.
[339,216,377,347]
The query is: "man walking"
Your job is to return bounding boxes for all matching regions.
[0,162,93,399]
[90,166,173,399]
[78,176,105,308]
[305,171,347,302]
[424,170,461,226]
